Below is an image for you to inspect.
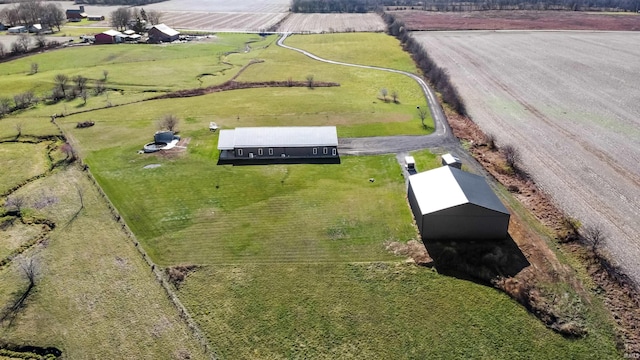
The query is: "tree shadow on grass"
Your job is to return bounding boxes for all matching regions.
[422,234,530,285]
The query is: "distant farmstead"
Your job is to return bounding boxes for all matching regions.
[408,166,510,240]
[217,126,339,164]
[148,24,179,43]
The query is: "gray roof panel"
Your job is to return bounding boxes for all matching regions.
[218,126,338,149]
[409,166,509,215]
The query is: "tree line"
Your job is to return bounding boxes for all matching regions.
[109,7,162,31]
[0,0,65,31]
[381,12,466,115]
[75,0,166,6]
[291,0,638,12]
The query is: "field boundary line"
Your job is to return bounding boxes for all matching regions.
[50,118,217,360]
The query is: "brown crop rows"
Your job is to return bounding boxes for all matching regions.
[412,30,640,284]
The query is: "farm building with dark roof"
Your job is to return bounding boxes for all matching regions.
[408,166,510,240]
[66,6,87,21]
[217,126,339,164]
[148,24,179,43]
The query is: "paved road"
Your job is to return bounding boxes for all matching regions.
[277,33,457,156]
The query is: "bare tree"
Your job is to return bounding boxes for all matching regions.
[306,74,315,89]
[0,97,11,117]
[73,75,88,95]
[60,142,76,161]
[417,106,428,129]
[484,133,496,150]
[20,257,39,289]
[15,122,23,138]
[13,91,35,110]
[80,90,88,105]
[146,9,162,25]
[93,80,106,95]
[0,43,6,58]
[502,144,520,170]
[380,88,388,102]
[15,34,31,53]
[158,114,179,132]
[582,224,606,253]
[54,74,69,97]
[5,195,25,215]
[103,69,109,82]
[110,7,131,31]
[30,62,39,74]
[391,90,399,103]
[42,2,66,32]
[35,33,46,48]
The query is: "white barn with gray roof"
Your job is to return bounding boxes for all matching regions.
[408,166,510,240]
[217,126,339,164]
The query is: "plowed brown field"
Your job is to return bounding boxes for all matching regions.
[412,31,640,284]
[277,13,387,33]
[392,10,640,31]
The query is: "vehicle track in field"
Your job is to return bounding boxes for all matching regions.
[277,33,458,156]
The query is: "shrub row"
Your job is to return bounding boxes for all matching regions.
[381,11,467,115]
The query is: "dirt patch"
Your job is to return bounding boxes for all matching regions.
[391,10,640,31]
[385,240,433,265]
[448,109,640,352]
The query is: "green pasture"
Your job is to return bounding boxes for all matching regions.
[0,142,48,194]
[179,262,619,360]
[0,168,205,359]
[285,33,418,73]
[0,32,623,359]
[0,33,272,100]
[85,139,415,265]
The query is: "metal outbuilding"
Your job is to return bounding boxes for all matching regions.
[217,126,339,164]
[408,166,510,240]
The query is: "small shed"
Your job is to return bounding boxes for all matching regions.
[8,26,27,33]
[94,30,123,44]
[441,153,462,169]
[408,166,510,240]
[148,24,179,43]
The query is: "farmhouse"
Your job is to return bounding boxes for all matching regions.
[148,24,179,43]
[94,30,123,44]
[408,166,510,240]
[217,126,339,164]
[66,6,87,21]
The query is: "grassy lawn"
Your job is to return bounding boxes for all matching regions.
[285,33,419,73]
[0,33,271,99]
[179,262,620,359]
[0,32,624,359]
[0,142,49,194]
[85,140,414,265]
[0,167,206,359]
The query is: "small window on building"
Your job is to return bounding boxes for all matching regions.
[332,148,337,156]
[323,147,328,154]
[258,148,263,156]
[237,149,243,156]
[269,148,273,155]
[313,148,318,155]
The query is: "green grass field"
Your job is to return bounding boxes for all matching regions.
[0,142,48,194]
[0,32,624,359]
[0,167,206,358]
[179,262,619,359]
